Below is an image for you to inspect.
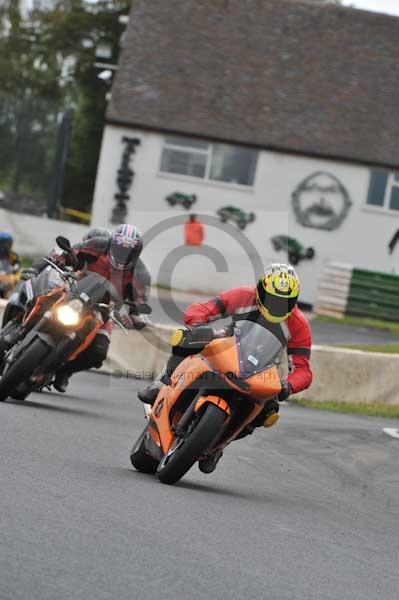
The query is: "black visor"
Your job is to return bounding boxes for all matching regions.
[110,242,141,270]
[257,282,297,317]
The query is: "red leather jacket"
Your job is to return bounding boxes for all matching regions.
[184,286,312,394]
[33,237,151,304]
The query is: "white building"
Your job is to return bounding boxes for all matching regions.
[91,0,399,305]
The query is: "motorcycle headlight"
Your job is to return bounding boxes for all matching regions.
[56,299,83,327]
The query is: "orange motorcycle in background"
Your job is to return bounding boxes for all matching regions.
[130,319,286,485]
[0,236,151,402]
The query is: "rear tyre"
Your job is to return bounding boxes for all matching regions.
[130,427,159,474]
[0,338,51,402]
[157,403,226,485]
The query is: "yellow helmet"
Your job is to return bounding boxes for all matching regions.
[256,263,300,323]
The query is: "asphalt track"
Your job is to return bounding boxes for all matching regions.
[1,372,399,600]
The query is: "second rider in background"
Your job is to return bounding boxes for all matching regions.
[23,224,151,392]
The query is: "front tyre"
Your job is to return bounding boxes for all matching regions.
[157,403,226,485]
[130,426,159,474]
[0,338,51,402]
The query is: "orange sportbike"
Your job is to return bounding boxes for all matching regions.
[130,320,287,485]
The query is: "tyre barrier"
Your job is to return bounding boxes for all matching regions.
[315,262,399,322]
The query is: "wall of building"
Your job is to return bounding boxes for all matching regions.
[0,208,89,257]
[91,125,399,304]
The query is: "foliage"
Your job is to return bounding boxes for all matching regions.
[0,0,131,215]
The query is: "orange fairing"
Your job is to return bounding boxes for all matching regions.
[202,337,281,399]
[202,337,239,376]
[24,287,65,326]
[194,395,231,416]
[245,366,282,399]
[67,317,102,360]
[150,355,213,453]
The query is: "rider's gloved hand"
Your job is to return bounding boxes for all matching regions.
[119,313,134,329]
[131,315,150,331]
[278,381,292,402]
[20,268,38,281]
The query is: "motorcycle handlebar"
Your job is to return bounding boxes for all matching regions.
[42,258,77,284]
[175,324,233,348]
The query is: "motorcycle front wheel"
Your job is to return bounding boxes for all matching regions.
[0,338,51,402]
[156,403,225,485]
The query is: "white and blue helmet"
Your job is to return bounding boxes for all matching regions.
[109,224,143,270]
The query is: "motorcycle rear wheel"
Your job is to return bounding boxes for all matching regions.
[0,338,51,402]
[157,403,225,485]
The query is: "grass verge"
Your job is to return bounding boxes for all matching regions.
[21,256,36,269]
[314,315,399,336]
[343,343,399,354]
[292,398,399,418]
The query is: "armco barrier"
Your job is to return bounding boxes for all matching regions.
[0,301,398,406]
[102,323,174,378]
[294,345,399,406]
[104,334,399,407]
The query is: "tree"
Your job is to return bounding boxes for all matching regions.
[0,0,131,216]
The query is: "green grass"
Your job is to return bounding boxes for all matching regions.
[20,256,36,269]
[292,398,399,418]
[343,343,399,354]
[314,315,399,335]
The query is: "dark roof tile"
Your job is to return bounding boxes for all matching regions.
[107,0,399,168]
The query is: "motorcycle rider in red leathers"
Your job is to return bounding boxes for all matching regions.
[25,224,151,392]
[139,263,312,473]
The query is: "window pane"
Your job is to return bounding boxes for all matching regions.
[164,136,209,150]
[160,148,207,178]
[389,187,399,211]
[394,172,399,183]
[366,170,388,206]
[210,144,258,186]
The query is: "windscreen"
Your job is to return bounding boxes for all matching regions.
[74,272,121,304]
[235,320,284,378]
[31,266,64,296]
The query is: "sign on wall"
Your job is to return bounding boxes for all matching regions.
[111,137,141,224]
[292,172,352,231]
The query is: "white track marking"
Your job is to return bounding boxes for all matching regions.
[383,428,399,439]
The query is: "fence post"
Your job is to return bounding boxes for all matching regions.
[47,110,73,218]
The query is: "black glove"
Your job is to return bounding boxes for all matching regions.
[20,268,38,281]
[278,381,291,402]
[190,325,214,344]
[131,315,150,331]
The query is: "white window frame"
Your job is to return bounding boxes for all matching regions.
[385,173,399,212]
[158,137,257,189]
[364,172,399,216]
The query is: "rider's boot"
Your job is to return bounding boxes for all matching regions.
[235,398,280,440]
[53,368,72,393]
[138,367,171,405]
[198,449,224,474]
